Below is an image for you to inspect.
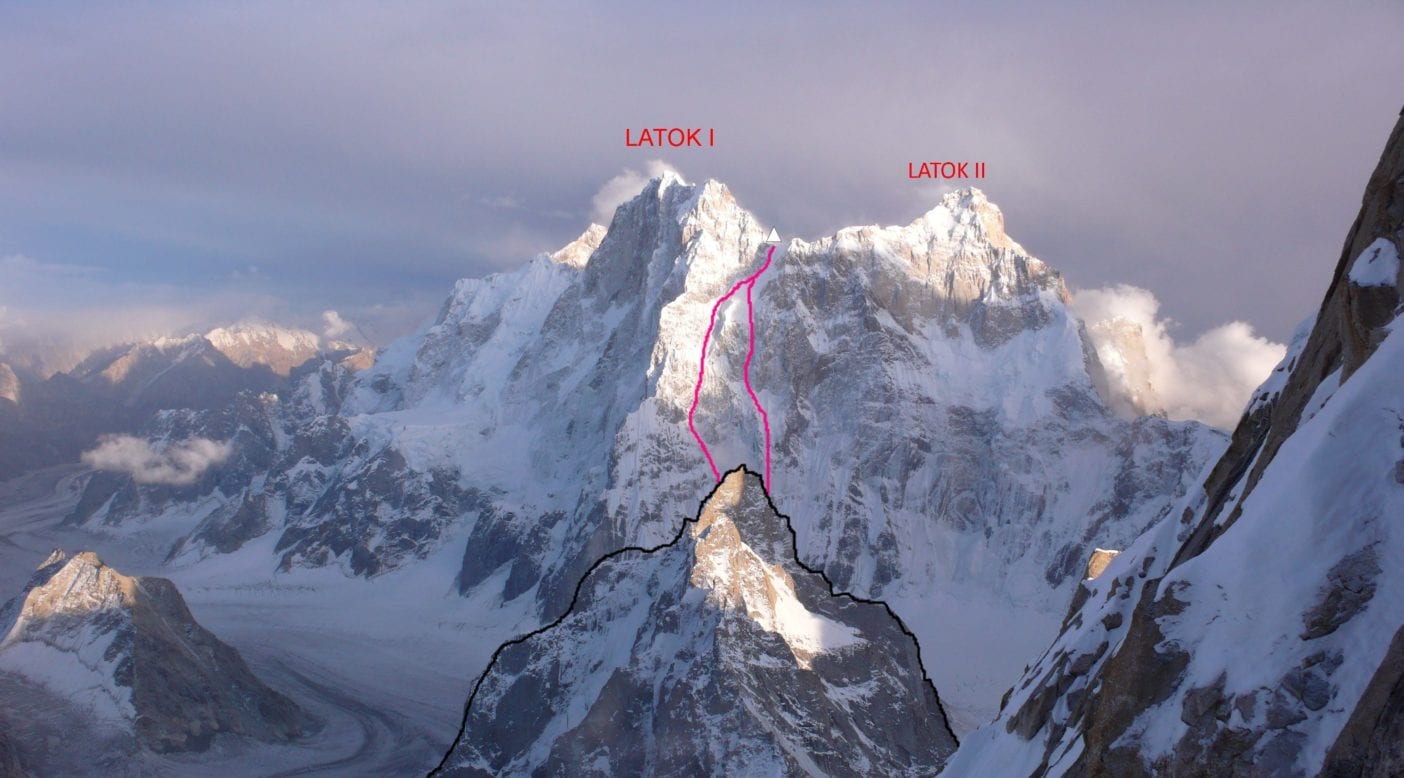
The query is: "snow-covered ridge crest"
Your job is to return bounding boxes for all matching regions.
[812,185,1065,323]
[548,223,606,268]
[916,187,1024,252]
[205,323,320,353]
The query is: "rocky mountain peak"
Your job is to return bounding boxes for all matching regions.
[811,184,1062,317]
[1,551,137,633]
[690,469,865,671]
[693,468,786,555]
[0,549,309,755]
[920,186,1022,252]
[204,323,323,376]
[0,362,19,405]
[436,466,956,777]
[549,223,606,268]
[90,335,215,384]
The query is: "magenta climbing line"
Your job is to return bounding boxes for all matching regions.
[687,244,777,485]
[743,248,775,487]
[687,276,751,482]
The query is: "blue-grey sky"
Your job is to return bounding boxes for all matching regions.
[1,2,1401,362]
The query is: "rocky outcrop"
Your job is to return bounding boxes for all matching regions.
[0,362,19,407]
[435,468,956,777]
[1084,548,1120,581]
[0,550,311,754]
[0,728,22,778]
[945,107,1404,778]
[1321,626,1404,776]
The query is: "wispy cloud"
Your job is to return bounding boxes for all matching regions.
[590,161,680,225]
[81,434,232,486]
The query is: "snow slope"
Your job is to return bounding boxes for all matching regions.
[945,106,1404,778]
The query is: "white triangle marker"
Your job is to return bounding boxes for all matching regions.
[765,228,780,243]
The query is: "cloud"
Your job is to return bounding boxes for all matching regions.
[1073,284,1286,429]
[81,434,232,486]
[321,309,352,339]
[590,161,680,225]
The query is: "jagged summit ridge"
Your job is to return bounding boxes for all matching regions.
[436,468,957,777]
[72,172,1219,731]
[916,186,1023,251]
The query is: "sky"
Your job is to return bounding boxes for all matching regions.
[1,2,1401,366]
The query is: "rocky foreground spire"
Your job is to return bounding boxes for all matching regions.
[435,468,957,776]
[0,550,310,760]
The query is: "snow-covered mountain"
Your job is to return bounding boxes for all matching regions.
[438,468,957,776]
[945,107,1404,777]
[68,333,278,412]
[204,323,325,376]
[68,174,1221,733]
[0,549,309,772]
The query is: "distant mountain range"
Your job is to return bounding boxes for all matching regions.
[0,323,370,481]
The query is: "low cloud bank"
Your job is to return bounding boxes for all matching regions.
[1073,284,1286,430]
[81,435,232,486]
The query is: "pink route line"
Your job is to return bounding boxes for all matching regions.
[687,245,776,486]
[743,270,773,488]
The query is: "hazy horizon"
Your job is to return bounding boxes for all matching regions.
[3,2,1401,368]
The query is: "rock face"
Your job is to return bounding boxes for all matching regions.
[67,176,1221,728]
[0,550,309,754]
[436,469,956,777]
[946,108,1404,777]
[1084,548,1119,581]
[1080,317,1160,419]
[0,729,22,778]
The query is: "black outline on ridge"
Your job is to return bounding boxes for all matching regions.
[429,464,960,776]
